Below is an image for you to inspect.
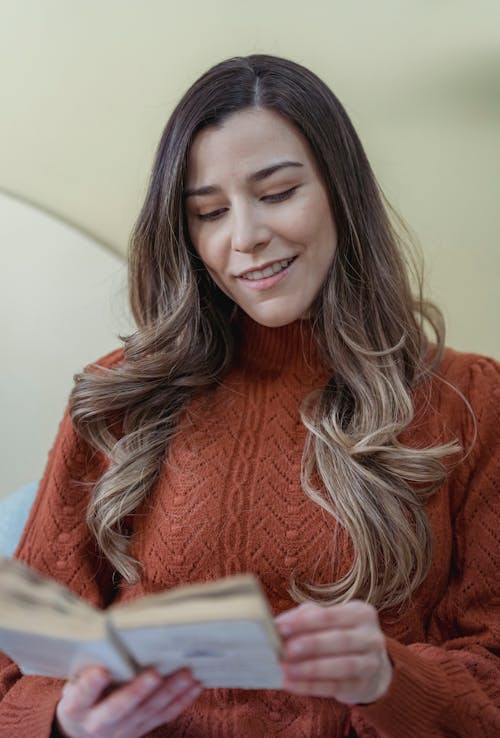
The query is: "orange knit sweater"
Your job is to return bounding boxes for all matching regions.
[1,319,499,738]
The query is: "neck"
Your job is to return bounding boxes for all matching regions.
[235,311,328,376]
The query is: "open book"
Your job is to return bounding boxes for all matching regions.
[0,556,283,689]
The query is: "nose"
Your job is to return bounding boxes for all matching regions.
[230,203,270,253]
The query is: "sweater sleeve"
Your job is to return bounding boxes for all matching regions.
[352,355,500,738]
[0,353,122,738]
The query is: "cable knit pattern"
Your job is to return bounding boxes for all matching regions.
[0,321,498,738]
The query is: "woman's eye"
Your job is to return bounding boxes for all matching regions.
[262,186,298,203]
[197,208,226,222]
[195,187,298,221]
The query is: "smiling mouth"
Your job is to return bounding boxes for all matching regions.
[239,257,296,281]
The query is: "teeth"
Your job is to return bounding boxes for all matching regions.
[242,258,293,281]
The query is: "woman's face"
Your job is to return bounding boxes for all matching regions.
[185,107,338,327]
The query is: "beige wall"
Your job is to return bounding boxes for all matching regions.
[1,2,499,495]
[0,193,131,496]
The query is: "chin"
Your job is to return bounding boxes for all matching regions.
[245,306,306,328]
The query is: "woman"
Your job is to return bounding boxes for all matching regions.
[1,54,498,738]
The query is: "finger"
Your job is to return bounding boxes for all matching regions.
[141,672,198,713]
[83,669,163,733]
[137,682,203,733]
[284,625,385,661]
[284,652,380,682]
[60,666,112,715]
[276,601,378,637]
[118,671,199,733]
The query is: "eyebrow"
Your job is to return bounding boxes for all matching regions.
[184,160,303,199]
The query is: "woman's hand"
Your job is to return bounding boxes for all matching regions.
[56,665,202,738]
[276,600,392,705]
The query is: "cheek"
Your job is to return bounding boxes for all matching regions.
[205,268,235,301]
[292,218,337,261]
[283,201,313,241]
[192,236,219,272]
[311,202,338,257]
[284,198,335,249]
[188,218,213,265]
[194,240,234,296]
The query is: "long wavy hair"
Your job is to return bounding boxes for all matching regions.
[70,54,461,609]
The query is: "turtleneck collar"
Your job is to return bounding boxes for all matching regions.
[235,311,329,377]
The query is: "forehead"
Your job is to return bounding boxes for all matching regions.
[186,108,316,185]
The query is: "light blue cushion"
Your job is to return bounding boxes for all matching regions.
[0,482,38,557]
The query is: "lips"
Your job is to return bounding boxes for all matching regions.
[238,257,296,281]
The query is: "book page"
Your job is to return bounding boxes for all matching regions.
[112,574,281,652]
[0,556,136,680]
[0,627,136,681]
[111,619,283,688]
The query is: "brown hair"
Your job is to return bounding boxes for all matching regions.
[70,55,460,608]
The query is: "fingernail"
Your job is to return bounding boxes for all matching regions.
[142,672,161,688]
[173,676,191,691]
[91,669,110,686]
[288,640,303,655]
